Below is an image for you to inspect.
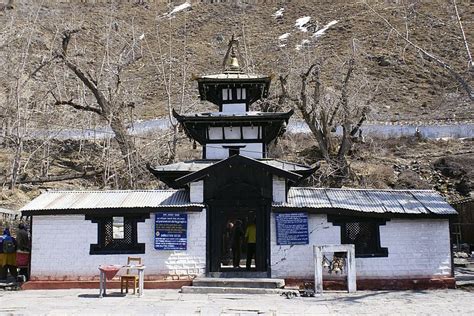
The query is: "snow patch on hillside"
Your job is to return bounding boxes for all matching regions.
[279,33,290,41]
[295,16,311,32]
[168,1,191,16]
[313,20,339,38]
[273,8,284,18]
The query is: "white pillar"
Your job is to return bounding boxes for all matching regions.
[347,245,357,293]
[314,246,323,294]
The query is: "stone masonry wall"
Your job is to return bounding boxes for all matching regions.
[270,213,452,279]
[30,211,206,281]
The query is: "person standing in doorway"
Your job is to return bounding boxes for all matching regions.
[245,217,256,270]
[222,221,234,266]
[231,220,244,268]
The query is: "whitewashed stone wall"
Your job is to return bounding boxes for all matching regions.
[272,176,286,203]
[270,214,452,279]
[30,211,206,281]
[190,181,204,203]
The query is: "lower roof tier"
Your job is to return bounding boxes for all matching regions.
[148,156,317,189]
[21,188,457,218]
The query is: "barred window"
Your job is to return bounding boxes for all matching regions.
[328,216,388,258]
[86,214,148,255]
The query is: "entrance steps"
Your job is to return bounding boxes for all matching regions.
[181,277,297,295]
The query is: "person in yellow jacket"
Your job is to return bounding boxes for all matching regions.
[245,218,256,270]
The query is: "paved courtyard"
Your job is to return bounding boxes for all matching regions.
[1,288,474,315]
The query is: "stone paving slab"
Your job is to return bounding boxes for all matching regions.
[181,285,298,295]
[1,288,474,315]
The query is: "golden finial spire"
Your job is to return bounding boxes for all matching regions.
[223,34,243,73]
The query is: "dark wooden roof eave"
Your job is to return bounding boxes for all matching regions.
[174,154,302,186]
[297,164,320,177]
[172,109,294,123]
[196,76,272,84]
[146,163,190,188]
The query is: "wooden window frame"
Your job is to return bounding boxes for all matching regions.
[86,214,148,255]
[328,216,389,258]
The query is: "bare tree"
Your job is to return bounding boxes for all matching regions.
[146,5,195,163]
[278,45,370,186]
[50,27,147,187]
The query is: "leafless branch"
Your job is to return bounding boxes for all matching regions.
[452,0,473,69]
[16,169,103,185]
[54,99,102,115]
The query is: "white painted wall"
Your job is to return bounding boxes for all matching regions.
[190,181,204,203]
[205,143,263,159]
[223,127,241,140]
[30,212,206,281]
[272,176,286,203]
[208,126,260,141]
[242,126,259,139]
[270,214,452,279]
[208,127,223,140]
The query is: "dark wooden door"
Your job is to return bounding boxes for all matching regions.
[208,204,269,273]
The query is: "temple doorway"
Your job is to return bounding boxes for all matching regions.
[208,204,269,276]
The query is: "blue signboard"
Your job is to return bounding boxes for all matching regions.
[154,213,187,250]
[275,212,309,245]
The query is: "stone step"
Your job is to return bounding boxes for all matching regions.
[181,285,298,295]
[192,277,285,289]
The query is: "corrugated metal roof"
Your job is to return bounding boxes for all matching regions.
[153,159,312,173]
[21,188,456,216]
[21,190,203,212]
[273,188,457,215]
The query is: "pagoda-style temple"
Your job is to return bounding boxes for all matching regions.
[148,37,316,274]
[21,36,456,290]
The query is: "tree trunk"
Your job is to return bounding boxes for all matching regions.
[108,114,145,186]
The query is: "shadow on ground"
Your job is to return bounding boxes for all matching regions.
[78,292,126,298]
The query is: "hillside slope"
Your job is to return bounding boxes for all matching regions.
[0,0,472,127]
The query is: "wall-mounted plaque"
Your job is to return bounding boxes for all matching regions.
[154,213,187,250]
[275,212,309,245]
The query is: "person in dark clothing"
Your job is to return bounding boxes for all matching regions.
[16,223,29,252]
[222,221,233,266]
[231,220,244,268]
[16,223,30,280]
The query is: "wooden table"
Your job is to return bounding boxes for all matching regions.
[98,265,146,298]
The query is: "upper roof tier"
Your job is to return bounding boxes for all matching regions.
[194,36,271,106]
[172,109,293,145]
